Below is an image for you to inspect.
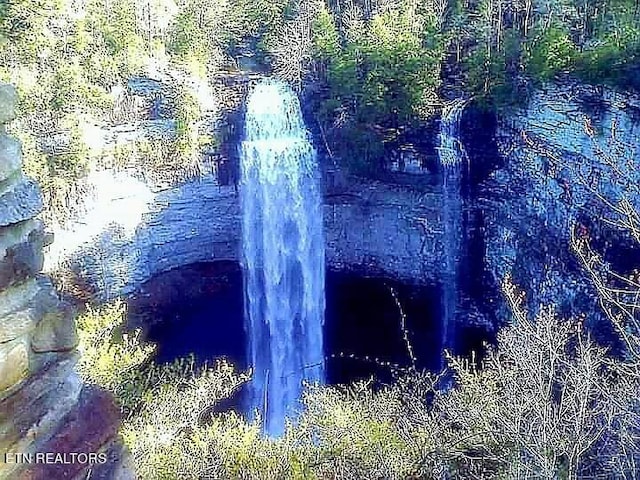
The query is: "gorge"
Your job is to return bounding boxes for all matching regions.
[3,0,640,475]
[4,74,640,476]
[42,78,640,382]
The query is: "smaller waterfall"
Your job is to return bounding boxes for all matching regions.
[438,99,468,166]
[240,80,326,437]
[437,100,468,360]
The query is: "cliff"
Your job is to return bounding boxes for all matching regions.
[44,169,445,301]
[482,82,640,332]
[0,85,132,480]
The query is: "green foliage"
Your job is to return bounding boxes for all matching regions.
[358,10,441,124]
[311,4,339,63]
[526,26,578,82]
[440,0,640,101]
[76,301,156,414]
[19,116,91,223]
[307,0,445,171]
[232,0,290,39]
[0,0,60,55]
[166,0,291,70]
[174,86,202,164]
[574,7,640,87]
[0,0,151,222]
[167,10,209,66]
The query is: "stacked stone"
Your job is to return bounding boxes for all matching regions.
[0,85,131,479]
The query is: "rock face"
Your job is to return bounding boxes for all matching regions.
[44,80,640,351]
[0,85,130,479]
[46,169,445,301]
[324,176,443,283]
[481,82,640,330]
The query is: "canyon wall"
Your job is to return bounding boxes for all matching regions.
[45,81,640,345]
[482,82,640,329]
[46,171,444,301]
[0,85,131,480]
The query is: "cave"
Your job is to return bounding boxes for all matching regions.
[127,261,493,389]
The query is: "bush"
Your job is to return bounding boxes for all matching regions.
[76,301,156,414]
[76,280,640,478]
[525,26,578,82]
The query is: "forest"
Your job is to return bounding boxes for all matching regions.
[2,0,640,210]
[1,0,640,479]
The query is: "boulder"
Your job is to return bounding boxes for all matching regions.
[0,83,131,479]
[0,84,17,124]
[15,386,120,480]
[0,176,43,227]
[0,278,72,347]
[0,355,82,478]
[0,220,45,291]
[0,280,40,343]
[0,337,29,393]
[0,134,22,182]
[31,304,78,353]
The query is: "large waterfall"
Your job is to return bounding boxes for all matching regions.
[437,99,468,360]
[240,80,326,436]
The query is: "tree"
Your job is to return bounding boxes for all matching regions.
[266,1,320,89]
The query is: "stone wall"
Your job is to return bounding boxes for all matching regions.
[0,85,131,479]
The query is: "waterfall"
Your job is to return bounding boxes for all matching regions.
[240,80,326,436]
[437,99,468,361]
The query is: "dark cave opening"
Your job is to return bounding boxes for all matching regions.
[127,261,492,387]
[324,273,442,385]
[127,261,247,369]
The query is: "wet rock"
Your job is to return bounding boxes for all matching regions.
[483,82,640,323]
[47,171,443,300]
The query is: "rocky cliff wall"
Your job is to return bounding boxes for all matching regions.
[45,80,640,342]
[483,82,640,329]
[0,85,131,480]
[46,171,444,301]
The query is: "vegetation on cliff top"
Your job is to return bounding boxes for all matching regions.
[2,0,639,202]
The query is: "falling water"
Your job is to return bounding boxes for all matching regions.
[240,80,326,436]
[437,99,468,361]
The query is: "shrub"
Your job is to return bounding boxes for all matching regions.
[76,301,156,414]
[525,26,578,82]
[76,282,640,479]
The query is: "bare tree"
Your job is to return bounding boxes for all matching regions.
[267,0,327,90]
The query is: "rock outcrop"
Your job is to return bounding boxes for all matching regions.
[482,82,640,329]
[45,168,445,301]
[0,85,131,479]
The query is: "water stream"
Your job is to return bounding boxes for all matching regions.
[437,99,468,361]
[240,80,326,436]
